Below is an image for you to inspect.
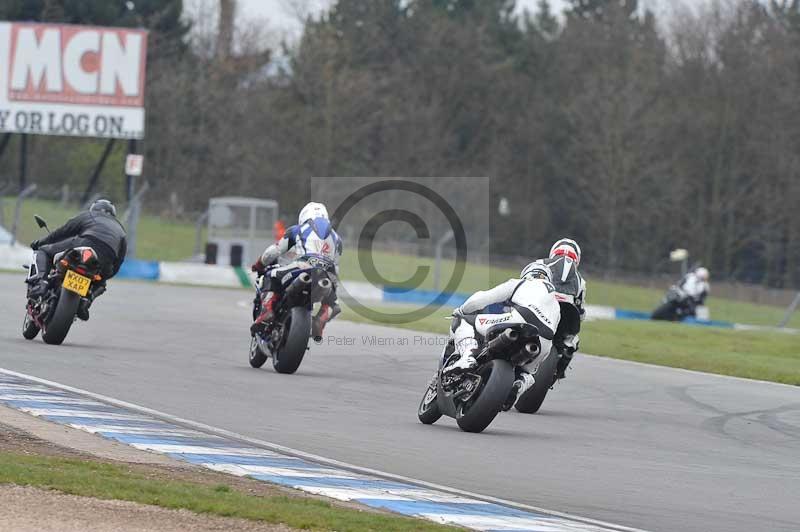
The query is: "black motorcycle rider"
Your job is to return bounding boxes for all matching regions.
[521,238,586,379]
[27,199,127,321]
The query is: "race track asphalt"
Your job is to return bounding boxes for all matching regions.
[1,273,798,532]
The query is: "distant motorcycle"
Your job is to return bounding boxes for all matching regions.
[23,216,106,345]
[651,286,696,321]
[248,259,334,374]
[417,308,548,433]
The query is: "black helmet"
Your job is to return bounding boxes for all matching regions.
[90,199,117,217]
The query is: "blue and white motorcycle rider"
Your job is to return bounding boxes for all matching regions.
[443,262,561,409]
[250,202,342,339]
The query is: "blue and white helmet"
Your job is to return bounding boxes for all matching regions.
[521,260,552,283]
[299,202,329,225]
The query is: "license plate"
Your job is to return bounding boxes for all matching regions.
[63,270,91,297]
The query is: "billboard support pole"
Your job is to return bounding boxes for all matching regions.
[126,139,139,202]
[124,181,149,260]
[18,134,27,192]
[778,292,800,328]
[0,133,11,160]
[80,138,116,204]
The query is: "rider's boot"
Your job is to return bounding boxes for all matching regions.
[503,372,535,411]
[77,299,91,321]
[250,292,279,335]
[26,251,50,298]
[442,340,480,376]
[556,349,574,380]
[555,335,578,380]
[311,303,341,342]
[77,282,106,322]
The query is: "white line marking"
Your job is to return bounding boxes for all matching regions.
[17,408,153,421]
[422,514,611,532]
[67,424,208,438]
[0,367,648,532]
[19,406,149,421]
[0,384,72,393]
[204,463,363,479]
[129,444,281,457]
[0,394,106,405]
[297,486,414,501]
[580,352,800,389]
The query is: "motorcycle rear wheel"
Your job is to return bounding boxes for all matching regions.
[42,288,80,345]
[272,307,311,374]
[456,359,514,433]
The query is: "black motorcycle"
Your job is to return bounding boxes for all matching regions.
[651,286,696,321]
[23,216,105,345]
[417,310,542,433]
[248,260,334,374]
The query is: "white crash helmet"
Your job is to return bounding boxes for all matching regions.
[549,238,581,265]
[298,202,329,225]
[521,261,553,283]
[694,267,710,281]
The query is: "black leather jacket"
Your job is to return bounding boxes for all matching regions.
[39,211,127,275]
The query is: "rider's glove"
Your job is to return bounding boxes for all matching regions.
[30,239,41,250]
[251,260,266,274]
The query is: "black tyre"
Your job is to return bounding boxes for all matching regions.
[417,376,442,425]
[248,335,268,368]
[272,307,311,374]
[515,347,559,414]
[22,311,40,340]
[42,288,80,345]
[456,359,515,433]
[651,302,676,321]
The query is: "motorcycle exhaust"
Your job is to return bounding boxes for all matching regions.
[488,329,519,352]
[286,272,313,298]
[524,342,540,357]
[315,277,333,299]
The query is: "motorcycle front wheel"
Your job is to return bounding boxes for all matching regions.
[417,376,442,425]
[22,310,40,340]
[248,335,268,368]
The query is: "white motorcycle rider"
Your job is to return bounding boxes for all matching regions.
[443,261,560,411]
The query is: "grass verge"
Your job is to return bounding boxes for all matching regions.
[0,452,458,532]
[338,250,800,328]
[338,303,800,386]
[1,197,200,262]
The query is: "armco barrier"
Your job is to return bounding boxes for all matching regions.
[382,286,469,307]
[158,262,246,288]
[0,244,32,271]
[3,248,794,333]
[117,259,159,280]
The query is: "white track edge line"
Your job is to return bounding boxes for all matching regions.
[0,366,648,532]
[580,352,800,390]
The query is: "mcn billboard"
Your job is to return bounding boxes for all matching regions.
[0,22,147,139]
